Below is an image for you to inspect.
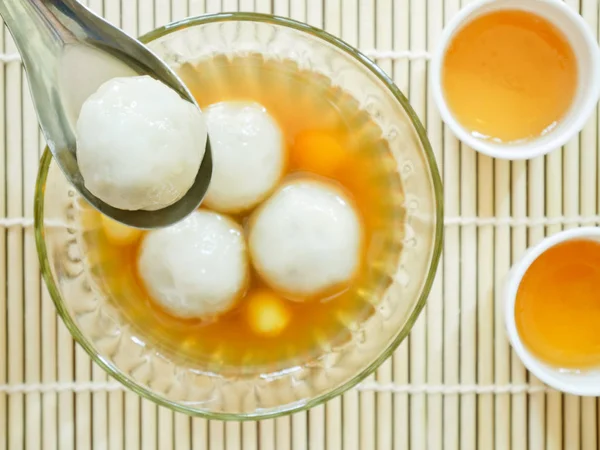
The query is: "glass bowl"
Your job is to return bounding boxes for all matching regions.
[35,12,443,420]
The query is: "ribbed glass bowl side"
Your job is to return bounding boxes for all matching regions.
[35,13,443,420]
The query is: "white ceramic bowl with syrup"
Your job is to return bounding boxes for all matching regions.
[430,0,600,160]
[504,227,600,396]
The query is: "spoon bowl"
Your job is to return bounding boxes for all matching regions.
[0,0,212,228]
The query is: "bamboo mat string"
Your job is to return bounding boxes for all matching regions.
[5,22,24,450]
[425,0,444,448]
[390,3,410,450]
[0,381,554,395]
[493,117,511,450]
[441,1,460,449]
[23,41,42,450]
[510,160,528,450]
[408,1,428,449]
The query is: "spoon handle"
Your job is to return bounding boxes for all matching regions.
[0,0,99,187]
[0,1,84,67]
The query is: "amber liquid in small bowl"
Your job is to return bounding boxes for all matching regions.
[442,9,578,144]
[516,239,600,370]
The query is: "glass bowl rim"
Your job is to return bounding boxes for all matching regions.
[34,11,444,421]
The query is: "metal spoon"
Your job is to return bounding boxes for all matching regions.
[0,0,212,229]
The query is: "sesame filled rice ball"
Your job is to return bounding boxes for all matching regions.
[76,75,206,211]
[249,179,362,298]
[137,210,248,318]
[203,101,284,213]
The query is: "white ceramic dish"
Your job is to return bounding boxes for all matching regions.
[430,0,600,160]
[504,227,600,396]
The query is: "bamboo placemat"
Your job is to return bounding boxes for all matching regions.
[1,0,599,448]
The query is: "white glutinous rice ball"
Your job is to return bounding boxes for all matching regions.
[249,180,362,298]
[76,75,207,211]
[203,101,284,213]
[138,210,248,318]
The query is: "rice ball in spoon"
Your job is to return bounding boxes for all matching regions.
[76,75,207,211]
[249,180,362,298]
[137,210,248,318]
[203,101,284,213]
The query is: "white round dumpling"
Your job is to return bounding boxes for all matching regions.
[249,180,362,298]
[203,101,284,213]
[76,75,207,211]
[137,210,247,318]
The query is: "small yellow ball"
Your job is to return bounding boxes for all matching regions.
[101,215,142,246]
[291,130,347,177]
[246,289,291,337]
